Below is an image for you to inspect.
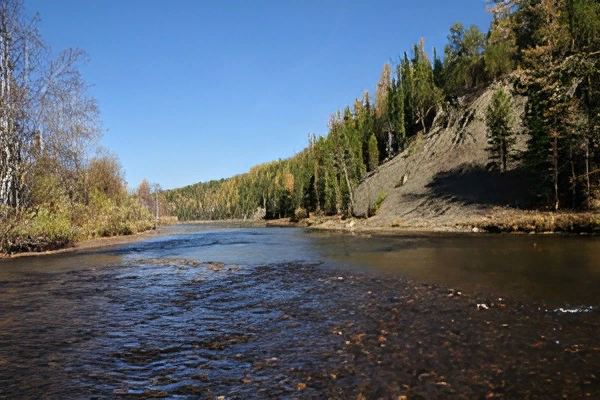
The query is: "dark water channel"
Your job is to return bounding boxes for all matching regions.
[1,224,599,398]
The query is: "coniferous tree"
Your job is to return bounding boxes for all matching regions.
[412,39,442,133]
[486,89,515,172]
[432,47,445,88]
[368,134,379,172]
[361,91,375,168]
[444,23,487,92]
[401,53,414,134]
[350,103,367,179]
[519,0,573,209]
[387,75,406,151]
[485,5,518,80]
[375,64,393,160]
[375,63,392,118]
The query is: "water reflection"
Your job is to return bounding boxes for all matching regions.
[311,231,600,305]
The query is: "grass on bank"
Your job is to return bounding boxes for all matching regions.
[0,189,155,254]
[367,190,388,217]
[472,211,600,233]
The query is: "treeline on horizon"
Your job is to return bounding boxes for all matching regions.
[0,0,156,253]
[165,0,598,221]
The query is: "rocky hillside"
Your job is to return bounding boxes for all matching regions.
[354,81,532,230]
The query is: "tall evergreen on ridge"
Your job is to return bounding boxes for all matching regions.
[368,134,379,173]
[432,47,445,89]
[486,89,516,173]
[360,90,376,170]
[401,52,414,135]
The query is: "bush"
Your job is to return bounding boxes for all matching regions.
[0,206,74,253]
[78,190,154,239]
[0,190,155,254]
[293,207,309,221]
[368,190,387,217]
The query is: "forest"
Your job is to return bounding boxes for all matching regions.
[0,0,155,253]
[165,0,600,222]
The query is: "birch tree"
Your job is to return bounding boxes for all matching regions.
[0,0,100,207]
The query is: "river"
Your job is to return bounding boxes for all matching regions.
[1,224,599,398]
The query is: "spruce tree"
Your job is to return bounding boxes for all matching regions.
[361,91,375,166]
[368,134,379,172]
[486,89,515,173]
[401,53,414,134]
[387,76,405,151]
[432,47,445,88]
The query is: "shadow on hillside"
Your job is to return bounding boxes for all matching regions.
[422,163,536,209]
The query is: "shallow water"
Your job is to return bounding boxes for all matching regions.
[2,224,600,304]
[1,224,599,398]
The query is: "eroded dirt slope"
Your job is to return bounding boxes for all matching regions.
[355,81,530,230]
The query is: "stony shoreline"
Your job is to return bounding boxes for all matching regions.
[262,210,600,236]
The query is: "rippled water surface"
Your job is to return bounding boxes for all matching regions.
[1,224,600,398]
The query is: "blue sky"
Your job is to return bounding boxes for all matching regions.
[29,0,492,189]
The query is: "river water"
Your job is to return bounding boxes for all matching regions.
[1,224,599,398]
[3,224,599,304]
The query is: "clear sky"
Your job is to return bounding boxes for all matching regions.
[29,0,492,190]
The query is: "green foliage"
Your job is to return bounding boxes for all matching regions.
[516,0,600,209]
[375,190,387,211]
[26,207,74,243]
[88,151,127,203]
[485,17,517,80]
[323,161,339,215]
[432,47,445,88]
[367,134,379,172]
[400,53,414,134]
[0,206,72,253]
[486,89,516,172]
[29,173,69,212]
[368,190,387,216]
[0,190,154,254]
[444,23,487,92]
[380,67,406,154]
[412,39,443,133]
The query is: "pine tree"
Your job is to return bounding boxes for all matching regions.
[486,89,516,172]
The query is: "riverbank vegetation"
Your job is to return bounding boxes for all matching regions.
[165,0,600,223]
[0,1,155,254]
[473,210,600,233]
